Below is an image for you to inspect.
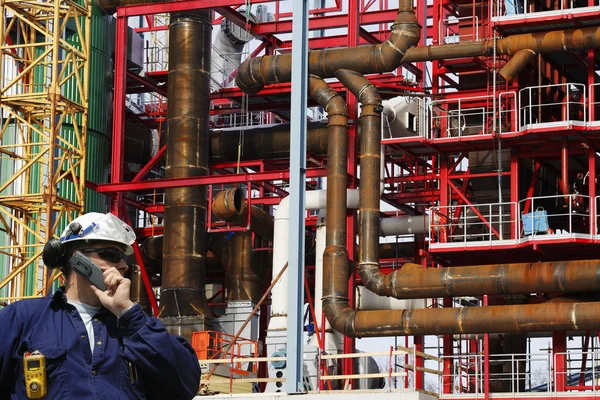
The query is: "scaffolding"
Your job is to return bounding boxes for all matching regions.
[0,0,91,300]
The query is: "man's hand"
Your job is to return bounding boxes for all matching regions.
[90,267,134,317]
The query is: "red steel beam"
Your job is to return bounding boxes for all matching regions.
[132,145,166,182]
[117,0,276,17]
[448,180,502,240]
[96,168,327,193]
[253,9,398,36]
[127,71,168,97]
[521,161,541,215]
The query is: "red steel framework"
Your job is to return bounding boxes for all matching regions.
[96,0,600,397]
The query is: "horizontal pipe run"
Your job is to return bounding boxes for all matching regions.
[403,25,600,63]
[210,123,329,163]
[372,260,600,299]
[235,6,421,94]
[324,300,600,337]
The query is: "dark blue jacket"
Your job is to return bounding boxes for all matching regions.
[0,289,201,399]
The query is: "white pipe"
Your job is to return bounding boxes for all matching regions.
[270,189,431,333]
[380,215,430,236]
[308,210,343,354]
[269,190,359,332]
[356,286,426,311]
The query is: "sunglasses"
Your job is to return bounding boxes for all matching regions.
[79,248,128,264]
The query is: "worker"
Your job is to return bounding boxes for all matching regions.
[0,212,201,399]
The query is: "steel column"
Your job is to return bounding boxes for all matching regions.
[111,15,128,215]
[589,148,596,235]
[343,0,361,382]
[286,0,309,393]
[553,331,567,392]
[511,152,519,240]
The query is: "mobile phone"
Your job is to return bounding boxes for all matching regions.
[70,252,107,291]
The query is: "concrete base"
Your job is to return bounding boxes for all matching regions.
[195,389,436,399]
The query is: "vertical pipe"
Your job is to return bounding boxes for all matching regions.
[287,0,309,393]
[225,232,263,302]
[160,10,212,336]
[335,70,383,296]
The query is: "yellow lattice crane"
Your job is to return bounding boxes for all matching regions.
[0,0,91,302]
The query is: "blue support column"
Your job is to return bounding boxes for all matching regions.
[286,0,309,394]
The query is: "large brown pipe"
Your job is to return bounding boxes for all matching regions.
[237,23,600,94]
[130,264,152,315]
[210,123,329,163]
[235,0,420,94]
[140,235,223,276]
[337,300,600,337]
[309,76,350,331]
[403,25,600,63]
[160,10,212,322]
[366,261,600,299]
[211,188,274,242]
[335,70,383,294]
[225,232,265,302]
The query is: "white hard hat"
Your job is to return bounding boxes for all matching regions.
[59,212,136,255]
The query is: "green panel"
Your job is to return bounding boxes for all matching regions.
[84,130,110,213]
[87,50,113,135]
[90,10,113,54]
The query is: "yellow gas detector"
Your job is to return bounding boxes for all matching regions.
[24,351,47,399]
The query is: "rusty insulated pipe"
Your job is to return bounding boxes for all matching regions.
[342,300,600,337]
[403,25,600,64]
[368,261,600,299]
[235,1,420,94]
[499,49,536,82]
[225,232,265,302]
[211,188,274,242]
[130,265,152,315]
[140,235,223,276]
[210,123,329,163]
[160,10,212,321]
[309,76,352,329]
[335,69,385,297]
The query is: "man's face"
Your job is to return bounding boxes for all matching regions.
[77,243,129,276]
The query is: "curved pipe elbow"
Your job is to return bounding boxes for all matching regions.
[323,299,357,338]
[358,262,396,297]
[309,75,348,116]
[499,49,536,82]
[235,58,266,94]
[335,70,382,107]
